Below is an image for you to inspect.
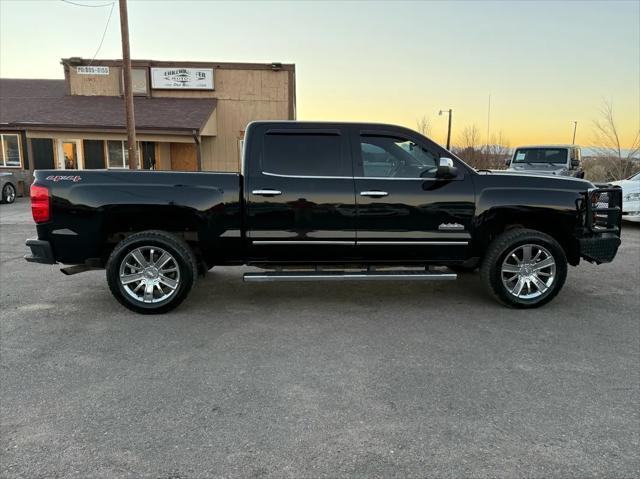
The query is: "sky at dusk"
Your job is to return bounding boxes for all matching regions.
[1,0,638,148]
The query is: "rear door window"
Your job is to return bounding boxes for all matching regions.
[262,132,348,177]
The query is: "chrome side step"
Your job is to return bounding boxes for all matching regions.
[243,269,457,282]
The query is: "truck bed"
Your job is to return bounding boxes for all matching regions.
[32,169,243,265]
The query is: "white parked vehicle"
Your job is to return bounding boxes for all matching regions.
[612,171,640,223]
[506,145,584,178]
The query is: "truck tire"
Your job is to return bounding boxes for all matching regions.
[106,230,197,314]
[480,228,567,308]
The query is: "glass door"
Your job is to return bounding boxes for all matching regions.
[57,140,83,170]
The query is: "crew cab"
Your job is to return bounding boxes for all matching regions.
[506,144,585,178]
[25,122,622,314]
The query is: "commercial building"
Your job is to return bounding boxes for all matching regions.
[0,57,296,194]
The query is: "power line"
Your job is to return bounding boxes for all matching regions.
[88,1,115,65]
[61,0,113,7]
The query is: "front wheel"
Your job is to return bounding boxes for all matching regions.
[1,183,16,204]
[480,229,567,308]
[106,230,197,314]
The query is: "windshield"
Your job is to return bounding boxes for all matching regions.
[628,171,640,181]
[512,148,568,165]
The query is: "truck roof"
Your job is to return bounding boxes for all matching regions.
[247,120,419,129]
[515,144,580,149]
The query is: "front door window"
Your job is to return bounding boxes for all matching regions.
[360,135,438,178]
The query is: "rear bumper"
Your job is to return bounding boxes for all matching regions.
[578,233,621,264]
[24,239,56,264]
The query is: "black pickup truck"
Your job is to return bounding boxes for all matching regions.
[25,121,622,314]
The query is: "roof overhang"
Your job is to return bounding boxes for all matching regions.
[3,123,200,136]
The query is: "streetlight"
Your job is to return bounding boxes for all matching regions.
[439,109,453,150]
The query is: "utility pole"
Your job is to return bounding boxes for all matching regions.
[119,0,137,169]
[486,93,491,154]
[572,121,578,144]
[439,109,453,150]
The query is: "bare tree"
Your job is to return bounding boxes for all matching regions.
[591,99,640,181]
[485,131,512,169]
[452,125,482,166]
[416,115,432,137]
[456,124,481,151]
[452,126,511,170]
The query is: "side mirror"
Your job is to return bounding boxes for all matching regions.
[571,158,581,168]
[436,157,458,179]
[505,158,511,167]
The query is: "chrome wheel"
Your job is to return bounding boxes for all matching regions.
[119,246,180,304]
[501,244,556,299]
[4,184,15,203]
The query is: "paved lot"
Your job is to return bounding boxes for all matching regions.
[1,198,639,478]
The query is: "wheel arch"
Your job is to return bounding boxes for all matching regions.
[473,207,581,266]
[99,205,218,267]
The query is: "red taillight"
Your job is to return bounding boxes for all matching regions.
[31,184,50,223]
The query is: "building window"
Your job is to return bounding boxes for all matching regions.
[107,140,130,169]
[129,68,149,96]
[107,141,141,168]
[0,134,22,168]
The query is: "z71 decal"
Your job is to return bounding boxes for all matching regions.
[46,175,82,183]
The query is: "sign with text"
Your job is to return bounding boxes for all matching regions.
[150,67,214,90]
[76,66,109,75]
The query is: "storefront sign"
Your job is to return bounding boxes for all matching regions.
[76,66,109,75]
[151,67,214,90]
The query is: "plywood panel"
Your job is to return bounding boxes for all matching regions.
[69,66,121,96]
[170,143,197,171]
[152,70,289,102]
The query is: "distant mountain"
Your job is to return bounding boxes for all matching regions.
[581,147,638,159]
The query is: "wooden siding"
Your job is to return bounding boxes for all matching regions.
[68,66,122,96]
[151,69,289,102]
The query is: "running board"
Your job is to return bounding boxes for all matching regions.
[243,270,457,282]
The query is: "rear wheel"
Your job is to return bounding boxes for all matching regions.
[1,183,16,204]
[480,229,567,308]
[106,230,197,314]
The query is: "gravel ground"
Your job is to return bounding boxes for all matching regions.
[1,198,639,478]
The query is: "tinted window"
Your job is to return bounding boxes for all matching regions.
[360,135,438,178]
[513,148,568,164]
[83,140,105,169]
[263,133,345,176]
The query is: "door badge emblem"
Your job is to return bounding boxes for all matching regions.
[438,223,465,231]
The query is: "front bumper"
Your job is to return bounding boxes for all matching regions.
[578,233,621,264]
[24,239,56,264]
[575,187,622,263]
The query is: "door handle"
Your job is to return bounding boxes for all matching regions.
[360,190,389,198]
[252,189,282,196]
